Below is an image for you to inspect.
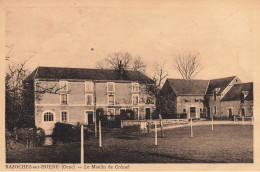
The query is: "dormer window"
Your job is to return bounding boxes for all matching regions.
[132,83,140,92]
[60,81,68,91]
[107,82,115,92]
[242,91,249,98]
[85,81,94,92]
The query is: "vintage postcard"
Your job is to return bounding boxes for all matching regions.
[0,0,260,171]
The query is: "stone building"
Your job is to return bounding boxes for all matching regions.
[161,76,253,119]
[24,66,155,134]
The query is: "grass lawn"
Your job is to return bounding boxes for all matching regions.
[6,125,253,163]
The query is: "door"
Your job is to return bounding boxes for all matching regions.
[145,108,151,119]
[228,109,233,118]
[241,108,245,117]
[85,111,94,125]
[190,107,196,119]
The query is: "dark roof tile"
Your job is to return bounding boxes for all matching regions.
[221,82,253,101]
[25,66,154,83]
[206,76,236,94]
[167,78,209,95]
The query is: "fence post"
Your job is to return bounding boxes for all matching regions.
[155,121,158,146]
[121,120,123,129]
[211,116,214,132]
[190,118,193,138]
[99,120,102,148]
[81,125,84,164]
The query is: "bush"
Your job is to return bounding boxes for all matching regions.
[52,122,89,144]
[213,116,232,121]
[177,113,187,119]
[52,123,74,144]
[35,128,45,146]
[125,110,135,120]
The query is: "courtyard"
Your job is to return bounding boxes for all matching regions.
[6,125,253,163]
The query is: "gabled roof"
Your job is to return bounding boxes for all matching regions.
[206,76,236,94]
[24,66,154,83]
[166,78,209,95]
[221,82,253,101]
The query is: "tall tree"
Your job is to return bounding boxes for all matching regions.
[173,50,203,79]
[96,52,146,73]
[5,57,68,130]
[146,60,169,118]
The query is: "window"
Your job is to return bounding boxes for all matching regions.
[183,109,186,113]
[107,82,115,92]
[200,108,202,113]
[213,106,217,114]
[147,97,154,104]
[85,81,94,92]
[108,94,115,105]
[132,94,139,105]
[60,94,68,104]
[86,94,93,105]
[133,108,139,120]
[43,111,55,122]
[132,83,140,92]
[60,81,68,91]
[61,111,68,122]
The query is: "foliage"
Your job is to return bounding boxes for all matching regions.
[52,122,88,144]
[52,123,74,143]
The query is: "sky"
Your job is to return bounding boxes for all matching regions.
[4,0,259,82]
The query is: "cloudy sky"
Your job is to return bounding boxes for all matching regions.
[5,0,259,82]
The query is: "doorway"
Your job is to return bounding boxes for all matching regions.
[145,108,151,119]
[85,111,94,125]
[190,107,196,118]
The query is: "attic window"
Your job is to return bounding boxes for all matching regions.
[184,99,189,102]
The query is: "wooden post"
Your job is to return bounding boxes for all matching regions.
[155,121,158,146]
[81,125,84,164]
[121,120,123,128]
[26,138,29,148]
[99,120,102,148]
[159,114,164,138]
[211,115,214,132]
[190,118,193,138]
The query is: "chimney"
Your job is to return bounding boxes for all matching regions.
[118,60,124,75]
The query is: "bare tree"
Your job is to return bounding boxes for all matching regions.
[5,57,68,130]
[146,60,169,117]
[96,52,146,73]
[173,50,202,79]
